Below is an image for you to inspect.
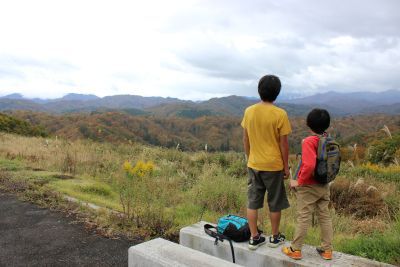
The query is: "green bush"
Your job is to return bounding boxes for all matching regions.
[0,113,48,137]
[338,218,400,265]
[385,195,400,220]
[348,164,400,184]
[0,159,23,171]
[368,134,400,165]
[226,159,247,177]
[78,183,112,197]
[192,167,246,213]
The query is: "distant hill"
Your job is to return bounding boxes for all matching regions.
[8,110,399,152]
[287,90,400,114]
[60,93,100,101]
[200,95,256,116]
[0,93,24,99]
[145,96,258,118]
[91,108,149,116]
[1,90,399,116]
[146,103,215,118]
[360,103,400,115]
[146,96,314,118]
[0,94,185,113]
[197,95,316,117]
[94,95,184,109]
[0,98,46,112]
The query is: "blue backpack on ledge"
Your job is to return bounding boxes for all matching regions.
[204,215,251,263]
[217,215,251,242]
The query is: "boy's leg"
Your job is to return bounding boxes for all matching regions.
[247,168,266,237]
[263,171,289,232]
[269,211,281,236]
[262,171,290,247]
[247,168,267,250]
[247,208,259,237]
[291,186,317,251]
[316,185,333,251]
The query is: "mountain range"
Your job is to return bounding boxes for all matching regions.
[1,90,399,117]
[285,90,400,114]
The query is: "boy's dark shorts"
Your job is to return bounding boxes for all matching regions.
[247,168,290,212]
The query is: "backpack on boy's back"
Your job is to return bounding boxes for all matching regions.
[314,135,341,184]
[294,134,341,184]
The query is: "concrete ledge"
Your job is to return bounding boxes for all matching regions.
[128,238,241,267]
[180,221,394,267]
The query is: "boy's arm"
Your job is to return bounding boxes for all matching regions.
[243,128,250,160]
[297,138,317,185]
[279,135,290,179]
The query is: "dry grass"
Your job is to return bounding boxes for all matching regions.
[351,219,389,235]
[330,178,389,219]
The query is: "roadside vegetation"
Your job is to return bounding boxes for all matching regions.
[0,127,399,264]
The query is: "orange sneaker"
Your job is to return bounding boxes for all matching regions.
[282,246,302,260]
[316,247,333,260]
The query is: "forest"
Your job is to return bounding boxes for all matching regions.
[5,110,400,153]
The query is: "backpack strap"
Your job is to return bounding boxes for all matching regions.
[204,224,236,263]
[315,133,328,161]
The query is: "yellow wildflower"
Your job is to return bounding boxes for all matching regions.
[123,161,132,172]
[123,160,155,177]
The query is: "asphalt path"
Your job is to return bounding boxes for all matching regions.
[0,191,137,267]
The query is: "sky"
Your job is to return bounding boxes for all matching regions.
[0,0,399,100]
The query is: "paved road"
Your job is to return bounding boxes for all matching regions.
[0,191,138,267]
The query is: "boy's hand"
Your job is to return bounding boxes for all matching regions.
[283,166,290,179]
[290,179,299,188]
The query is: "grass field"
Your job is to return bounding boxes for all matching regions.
[0,133,399,265]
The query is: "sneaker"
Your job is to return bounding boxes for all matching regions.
[316,247,333,260]
[282,246,302,260]
[248,235,266,250]
[268,233,285,248]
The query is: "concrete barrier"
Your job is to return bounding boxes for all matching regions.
[180,221,394,267]
[128,238,242,267]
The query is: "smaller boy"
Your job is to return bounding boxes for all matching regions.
[282,108,333,260]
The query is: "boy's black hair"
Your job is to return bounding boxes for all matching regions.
[258,75,281,102]
[306,108,331,134]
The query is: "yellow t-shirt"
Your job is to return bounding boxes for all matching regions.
[241,103,292,171]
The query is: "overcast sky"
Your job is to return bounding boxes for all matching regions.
[0,0,399,100]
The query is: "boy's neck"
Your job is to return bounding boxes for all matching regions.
[260,100,274,105]
[311,130,326,136]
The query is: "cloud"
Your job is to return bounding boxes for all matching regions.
[0,68,25,80]
[164,0,400,95]
[0,0,399,99]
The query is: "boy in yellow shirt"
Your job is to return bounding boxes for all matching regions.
[241,75,291,249]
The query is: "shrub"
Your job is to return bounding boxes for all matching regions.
[330,179,388,219]
[226,159,247,177]
[385,194,400,220]
[192,167,246,213]
[78,183,112,197]
[368,134,400,165]
[138,203,175,239]
[339,218,400,265]
[346,163,400,183]
[0,159,23,171]
[0,113,48,137]
[116,160,155,220]
[62,152,77,174]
